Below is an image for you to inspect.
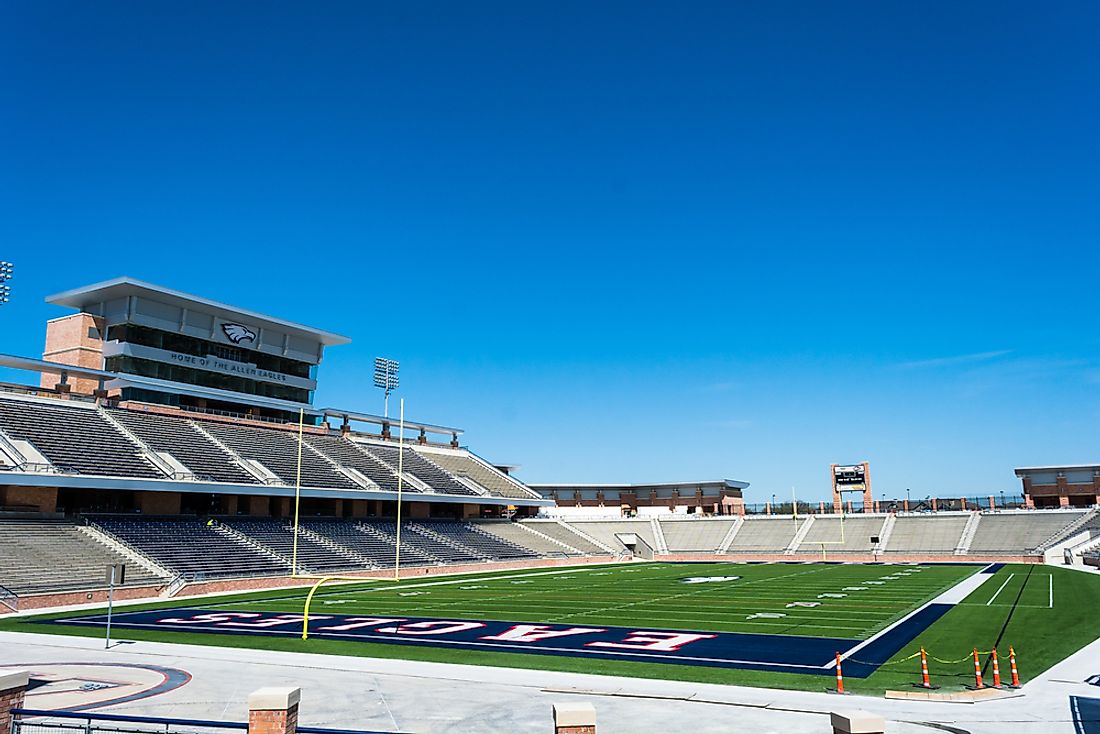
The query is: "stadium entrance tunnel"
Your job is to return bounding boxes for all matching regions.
[42,604,953,678]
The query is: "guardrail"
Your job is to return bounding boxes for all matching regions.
[0,583,18,611]
[11,709,405,734]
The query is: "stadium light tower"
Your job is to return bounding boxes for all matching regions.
[0,261,12,306]
[373,357,400,417]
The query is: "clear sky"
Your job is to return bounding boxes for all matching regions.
[2,2,1098,501]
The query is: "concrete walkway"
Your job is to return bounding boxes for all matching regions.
[2,630,1098,734]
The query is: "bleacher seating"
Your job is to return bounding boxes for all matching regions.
[305,435,409,492]
[563,520,658,553]
[476,520,581,556]
[202,422,362,491]
[659,518,737,552]
[220,518,366,573]
[967,511,1087,554]
[885,515,969,552]
[796,516,886,553]
[0,396,161,478]
[355,520,447,565]
[518,520,612,554]
[92,516,290,578]
[358,443,480,496]
[724,517,800,551]
[0,518,164,594]
[418,520,538,560]
[109,408,258,484]
[415,450,539,499]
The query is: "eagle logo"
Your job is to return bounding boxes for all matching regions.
[221,323,257,344]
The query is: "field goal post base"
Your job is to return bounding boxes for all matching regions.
[297,574,396,640]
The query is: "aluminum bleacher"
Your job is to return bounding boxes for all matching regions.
[967,510,1087,554]
[0,395,161,478]
[92,516,291,578]
[659,518,737,552]
[796,516,885,553]
[0,517,165,594]
[109,408,258,484]
[885,514,969,553]
[562,520,658,553]
[305,435,407,492]
[475,520,581,556]
[358,443,480,496]
[518,520,612,554]
[724,516,800,552]
[202,422,362,491]
[414,450,540,500]
[417,520,539,560]
[220,518,367,573]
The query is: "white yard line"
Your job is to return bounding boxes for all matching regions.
[985,573,1015,606]
[1048,573,1053,609]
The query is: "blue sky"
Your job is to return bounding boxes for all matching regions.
[2,2,1098,501]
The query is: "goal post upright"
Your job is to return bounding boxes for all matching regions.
[394,398,405,582]
[292,407,304,577]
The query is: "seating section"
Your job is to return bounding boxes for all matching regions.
[475,520,582,556]
[359,443,480,496]
[299,519,428,568]
[109,409,257,484]
[220,518,365,573]
[725,517,801,551]
[885,515,969,552]
[203,422,362,491]
[93,517,290,578]
[417,520,538,560]
[796,516,886,552]
[305,435,408,492]
[563,520,658,552]
[968,511,1087,554]
[518,521,613,554]
[415,451,539,499]
[361,520,472,564]
[0,397,161,478]
[0,518,164,594]
[659,518,737,551]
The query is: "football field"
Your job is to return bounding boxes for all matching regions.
[8,561,1100,695]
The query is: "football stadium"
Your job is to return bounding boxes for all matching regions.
[1,276,1100,734]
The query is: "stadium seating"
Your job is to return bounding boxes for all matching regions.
[305,435,409,492]
[0,396,162,478]
[476,520,583,556]
[518,520,613,554]
[0,517,165,594]
[358,443,480,496]
[967,511,1087,554]
[417,520,538,560]
[415,450,539,499]
[659,518,737,552]
[298,519,423,568]
[92,516,291,578]
[357,520,461,564]
[884,514,969,553]
[796,516,886,553]
[108,408,258,484]
[220,518,367,573]
[202,422,362,491]
[724,517,800,552]
[561,520,658,553]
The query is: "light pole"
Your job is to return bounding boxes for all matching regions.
[999,490,1005,509]
[0,261,13,306]
[373,357,400,417]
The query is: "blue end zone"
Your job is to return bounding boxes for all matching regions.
[981,563,1006,574]
[39,602,951,678]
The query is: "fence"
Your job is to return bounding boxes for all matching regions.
[741,494,1028,515]
[0,583,17,611]
[10,710,402,734]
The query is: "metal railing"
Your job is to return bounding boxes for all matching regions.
[0,582,17,611]
[11,709,406,734]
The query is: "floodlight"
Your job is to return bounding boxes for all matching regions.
[373,356,400,417]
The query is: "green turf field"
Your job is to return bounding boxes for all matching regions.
[5,561,1099,696]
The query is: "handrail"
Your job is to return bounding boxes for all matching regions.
[0,582,18,611]
[10,710,405,734]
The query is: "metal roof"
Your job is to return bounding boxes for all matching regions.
[528,479,750,490]
[321,407,463,436]
[46,277,351,346]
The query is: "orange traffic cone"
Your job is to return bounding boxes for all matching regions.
[971,648,984,689]
[1008,646,1021,688]
[991,648,1002,688]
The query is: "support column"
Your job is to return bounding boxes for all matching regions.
[248,687,300,734]
[553,702,596,734]
[0,671,30,734]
